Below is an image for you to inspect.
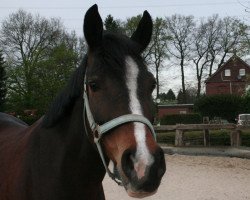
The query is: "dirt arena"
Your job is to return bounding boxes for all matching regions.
[103,155,250,200]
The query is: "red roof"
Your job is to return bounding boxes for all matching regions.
[205,55,250,83]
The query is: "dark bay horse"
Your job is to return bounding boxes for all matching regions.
[0,5,166,200]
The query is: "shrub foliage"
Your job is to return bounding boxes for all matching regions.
[194,94,249,122]
[160,113,202,125]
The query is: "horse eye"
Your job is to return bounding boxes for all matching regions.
[88,81,99,92]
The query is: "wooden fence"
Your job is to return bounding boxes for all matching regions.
[154,124,250,147]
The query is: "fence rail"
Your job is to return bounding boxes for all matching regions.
[154,124,250,147]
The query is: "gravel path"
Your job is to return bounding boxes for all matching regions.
[103,155,250,200]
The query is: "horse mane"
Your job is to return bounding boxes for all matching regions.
[42,56,87,128]
[42,32,141,128]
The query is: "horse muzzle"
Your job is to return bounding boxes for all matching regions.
[119,147,166,198]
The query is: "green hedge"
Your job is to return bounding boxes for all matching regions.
[160,113,202,125]
[242,95,250,113]
[194,94,247,122]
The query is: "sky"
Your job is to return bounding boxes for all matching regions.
[0,0,249,93]
[0,0,249,37]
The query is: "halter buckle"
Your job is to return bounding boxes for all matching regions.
[93,124,101,143]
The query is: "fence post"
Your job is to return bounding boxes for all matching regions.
[230,130,241,147]
[203,129,210,146]
[175,129,184,146]
[203,117,210,147]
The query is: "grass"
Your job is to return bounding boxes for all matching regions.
[242,131,250,147]
[156,130,250,147]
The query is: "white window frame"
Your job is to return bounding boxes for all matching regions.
[239,68,246,76]
[224,69,231,77]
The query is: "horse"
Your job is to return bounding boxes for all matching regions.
[0,4,166,200]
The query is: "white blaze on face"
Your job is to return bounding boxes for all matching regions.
[125,56,154,178]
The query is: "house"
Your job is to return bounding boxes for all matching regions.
[205,55,250,96]
[158,104,194,118]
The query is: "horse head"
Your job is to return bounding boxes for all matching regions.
[83,4,166,198]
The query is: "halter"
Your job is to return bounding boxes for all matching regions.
[83,74,157,186]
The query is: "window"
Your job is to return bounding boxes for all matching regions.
[239,68,246,76]
[180,110,187,114]
[225,69,231,76]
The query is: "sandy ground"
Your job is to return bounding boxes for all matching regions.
[103,155,250,200]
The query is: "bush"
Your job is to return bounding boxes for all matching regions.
[242,95,250,113]
[160,113,202,125]
[194,94,244,122]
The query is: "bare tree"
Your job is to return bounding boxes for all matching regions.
[149,17,170,98]
[190,15,248,97]
[244,26,250,54]
[1,10,64,66]
[123,16,170,98]
[123,15,152,61]
[216,17,247,68]
[165,15,195,103]
[191,16,223,97]
[204,15,221,76]
[191,19,212,97]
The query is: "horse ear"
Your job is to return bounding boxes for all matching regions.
[84,4,103,50]
[131,11,153,52]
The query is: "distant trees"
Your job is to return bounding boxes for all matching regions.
[205,15,221,77]
[33,43,78,112]
[104,14,122,33]
[217,17,247,68]
[0,9,249,115]
[0,10,80,113]
[165,15,195,103]
[166,89,176,101]
[0,51,6,111]
[191,18,214,98]
[149,18,170,98]
[166,14,248,100]
[123,15,141,37]
[105,13,249,104]
[158,89,176,103]
[158,93,168,103]
[177,87,197,104]
[122,15,170,98]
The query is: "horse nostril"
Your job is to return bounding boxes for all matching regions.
[121,149,135,180]
[121,147,166,193]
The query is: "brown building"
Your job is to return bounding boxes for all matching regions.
[158,104,194,118]
[205,55,250,96]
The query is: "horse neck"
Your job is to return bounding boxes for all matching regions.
[59,97,106,187]
[31,98,106,199]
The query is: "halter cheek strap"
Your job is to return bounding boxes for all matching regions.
[83,75,156,186]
